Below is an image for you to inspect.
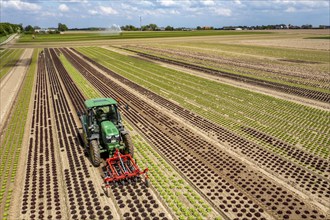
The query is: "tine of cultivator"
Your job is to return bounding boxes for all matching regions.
[103,149,148,187]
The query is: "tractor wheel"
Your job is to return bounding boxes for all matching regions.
[123,133,134,158]
[89,139,101,167]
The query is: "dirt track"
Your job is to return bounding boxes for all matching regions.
[0,49,32,129]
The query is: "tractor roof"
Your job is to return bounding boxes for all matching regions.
[84,98,117,109]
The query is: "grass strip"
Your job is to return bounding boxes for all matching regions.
[18,31,271,43]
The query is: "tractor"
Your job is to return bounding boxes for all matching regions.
[79,98,148,187]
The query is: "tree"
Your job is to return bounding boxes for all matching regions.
[0,25,7,36]
[24,25,35,33]
[196,26,202,30]
[58,23,68,32]
[165,25,174,31]
[149,24,158,31]
[121,25,137,31]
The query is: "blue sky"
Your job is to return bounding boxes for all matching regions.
[1,0,329,28]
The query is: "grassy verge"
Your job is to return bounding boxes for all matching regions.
[59,54,219,219]
[0,49,24,80]
[305,36,330,39]
[77,47,330,161]
[0,49,37,220]
[18,31,271,43]
[0,35,9,44]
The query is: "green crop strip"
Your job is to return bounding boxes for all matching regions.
[305,36,330,40]
[0,49,24,80]
[123,45,330,94]
[18,31,271,43]
[175,42,330,63]
[77,47,330,164]
[133,135,215,220]
[0,49,37,220]
[59,54,101,98]
[59,54,218,219]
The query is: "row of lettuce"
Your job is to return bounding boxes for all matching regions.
[0,49,38,220]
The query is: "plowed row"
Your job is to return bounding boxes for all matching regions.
[47,48,171,220]
[20,50,118,220]
[61,47,328,220]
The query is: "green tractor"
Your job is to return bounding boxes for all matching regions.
[79,98,134,167]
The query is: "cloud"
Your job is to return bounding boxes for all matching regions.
[88,9,98,15]
[88,6,118,16]
[138,1,155,7]
[41,11,59,17]
[169,9,180,15]
[1,0,41,11]
[214,8,232,16]
[201,0,215,6]
[99,6,118,15]
[158,0,177,7]
[59,4,69,12]
[285,7,296,12]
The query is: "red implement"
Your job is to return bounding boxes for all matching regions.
[103,149,149,186]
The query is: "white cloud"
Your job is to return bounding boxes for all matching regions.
[99,6,118,15]
[234,0,242,5]
[138,1,155,7]
[88,9,98,15]
[121,3,138,11]
[202,0,215,6]
[41,11,58,17]
[159,0,177,7]
[169,9,180,15]
[285,7,296,12]
[1,0,41,11]
[59,4,69,12]
[214,8,232,16]
[88,6,118,16]
[299,0,329,8]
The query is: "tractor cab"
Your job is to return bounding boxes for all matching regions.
[93,104,119,124]
[79,98,149,188]
[80,98,132,166]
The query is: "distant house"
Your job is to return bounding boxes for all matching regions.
[235,28,242,31]
[35,28,58,33]
[48,28,57,32]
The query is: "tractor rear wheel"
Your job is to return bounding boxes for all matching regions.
[123,133,134,158]
[89,139,101,167]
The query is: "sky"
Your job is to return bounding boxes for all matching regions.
[1,0,329,28]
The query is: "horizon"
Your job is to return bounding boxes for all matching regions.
[1,0,329,29]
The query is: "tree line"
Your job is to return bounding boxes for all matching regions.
[24,23,68,34]
[121,24,176,31]
[0,23,23,37]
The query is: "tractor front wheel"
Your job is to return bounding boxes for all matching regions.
[123,133,134,158]
[89,139,101,167]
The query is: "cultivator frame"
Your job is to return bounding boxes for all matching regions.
[103,149,149,187]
